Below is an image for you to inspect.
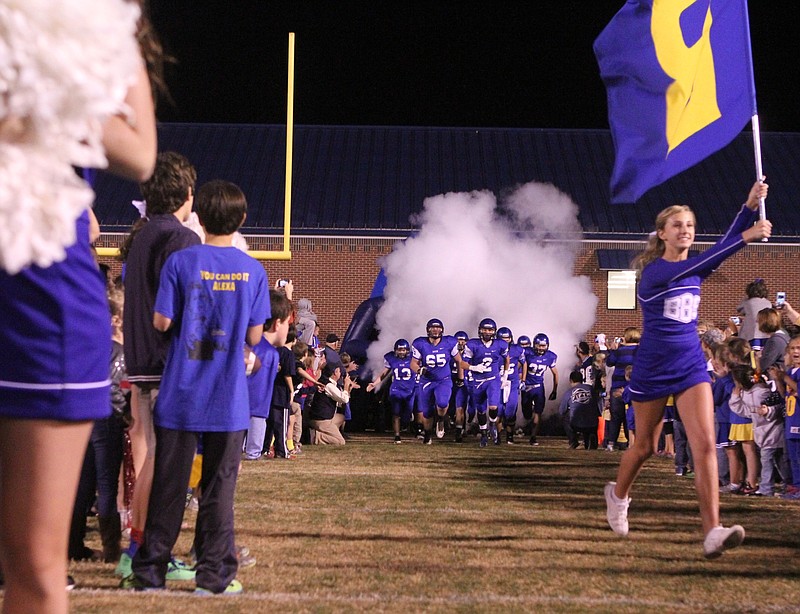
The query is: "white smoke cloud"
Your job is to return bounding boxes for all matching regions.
[367,181,597,411]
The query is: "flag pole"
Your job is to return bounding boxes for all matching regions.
[751,114,766,223]
[283,32,295,256]
[741,0,767,240]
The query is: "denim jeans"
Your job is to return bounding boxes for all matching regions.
[69,414,125,558]
[91,414,125,516]
[673,419,692,471]
[244,416,267,459]
[758,446,790,495]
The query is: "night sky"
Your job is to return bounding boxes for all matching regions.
[149,1,800,132]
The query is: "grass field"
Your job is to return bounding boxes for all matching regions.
[42,434,800,612]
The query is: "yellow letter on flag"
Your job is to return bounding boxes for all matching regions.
[651,0,721,154]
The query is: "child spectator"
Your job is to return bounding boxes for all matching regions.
[673,406,693,477]
[270,327,297,459]
[672,407,694,477]
[339,352,361,433]
[559,370,599,449]
[729,364,788,497]
[290,341,321,453]
[283,327,301,455]
[243,290,292,461]
[69,289,128,562]
[623,366,635,448]
[126,180,268,594]
[778,336,800,499]
[659,397,675,457]
[725,353,761,495]
[713,343,747,493]
[606,328,640,452]
[101,289,130,562]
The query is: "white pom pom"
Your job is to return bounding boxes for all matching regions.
[0,0,141,273]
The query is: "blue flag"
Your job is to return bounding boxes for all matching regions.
[594,0,756,203]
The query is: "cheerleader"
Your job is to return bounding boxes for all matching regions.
[0,1,156,610]
[604,180,770,559]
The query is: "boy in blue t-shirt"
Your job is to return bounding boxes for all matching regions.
[244,290,293,460]
[129,180,268,595]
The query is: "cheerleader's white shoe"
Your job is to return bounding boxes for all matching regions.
[703,525,745,559]
[604,482,630,537]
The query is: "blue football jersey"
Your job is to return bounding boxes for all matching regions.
[523,349,558,387]
[412,335,460,381]
[383,352,416,398]
[462,338,509,381]
[504,344,525,383]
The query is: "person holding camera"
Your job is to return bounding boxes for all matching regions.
[274,278,295,305]
[605,179,770,559]
[780,299,800,328]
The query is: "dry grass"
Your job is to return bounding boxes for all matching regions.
[27,434,800,612]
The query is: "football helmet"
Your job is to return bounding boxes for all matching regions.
[426,318,444,339]
[533,333,550,355]
[478,318,497,342]
[454,330,469,341]
[517,335,531,348]
[394,338,410,358]
[497,327,512,342]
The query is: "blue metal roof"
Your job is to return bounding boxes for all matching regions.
[92,124,800,241]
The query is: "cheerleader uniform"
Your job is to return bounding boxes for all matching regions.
[0,211,110,420]
[628,206,758,402]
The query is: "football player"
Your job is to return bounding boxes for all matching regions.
[411,319,461,444]
[521,333,559,445]
[457,318,510,447]
[367,339,415,443]
[449,331,470,442]
[497,327,524,444]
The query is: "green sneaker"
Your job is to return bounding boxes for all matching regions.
[165,558,196,581]
[119,574,163,591]
[114,552,132,578]
[194,579,243,595]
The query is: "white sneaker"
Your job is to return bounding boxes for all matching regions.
[703,525,745,559]
[435,420,445,439]
[604,482,630,537]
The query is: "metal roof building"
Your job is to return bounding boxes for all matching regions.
[93,123,800,241]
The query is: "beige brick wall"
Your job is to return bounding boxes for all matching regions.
[98,234,800,342]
